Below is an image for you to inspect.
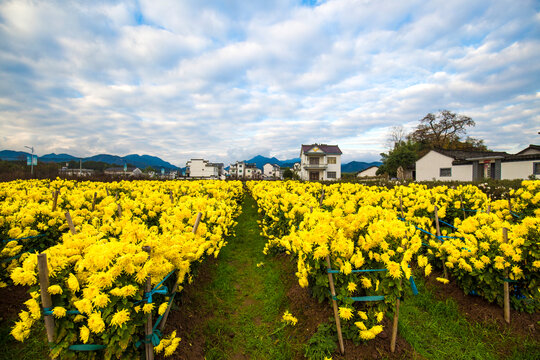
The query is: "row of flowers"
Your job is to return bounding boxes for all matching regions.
[248,180,539,343]
[3,179,243,359]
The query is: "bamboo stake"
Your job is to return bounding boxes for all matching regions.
[52,190,59,212]
[91,192,97,212]
[65,211,77,235]
[391,197,407,353]
[143,246,154,360]
[37,254,57,360]
[326,255,345,354]
[159,212,202,332]
[433,205,448,278]
[503,228,510,324]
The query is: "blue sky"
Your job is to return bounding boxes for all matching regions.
[0,0,539,166]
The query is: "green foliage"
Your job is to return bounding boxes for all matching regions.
[282,168,293,179]
[304,323,337,360]
[377,140,420,177]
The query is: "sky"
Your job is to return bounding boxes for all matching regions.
[0,0,539,167]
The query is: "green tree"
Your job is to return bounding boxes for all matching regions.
[377,140,420,178]
[282,168,293,179]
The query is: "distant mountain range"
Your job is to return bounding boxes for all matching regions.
[244,155,381,173]
[0,150,180,170]
[1,150,381,174]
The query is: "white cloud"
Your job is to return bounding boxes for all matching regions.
[0,0,539,167]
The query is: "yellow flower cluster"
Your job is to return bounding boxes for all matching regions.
[282,310,298,326]
[7,179,243,359]
[248,179,540,342]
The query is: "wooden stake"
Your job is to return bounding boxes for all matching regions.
[508,197,512,214]
[326,255,345,354]
[106,188,109,197]
[169,190,174,204]
[459,195,466,219]
[52,190,59,212]
[433,205,448,278]
[159,213,203,332]
[503,228,510,324]
[391,279,402,353]
[143,246,154,360]
[312,194,344,354]
[65,211,77,235]
[192,212,202,234]
[391,197,406,353]
[37,254,57,360]
[91,192,97,212]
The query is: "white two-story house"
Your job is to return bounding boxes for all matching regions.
[300,144,342,181]
[186,159,224,179]
[263,163,282,179]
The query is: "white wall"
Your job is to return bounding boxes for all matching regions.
[300,153,341,180]
[325,155,341,180]
[416,151,472,181]
[187,159,219,178]
[357,167,378,177]
[187,159,208,177]
[501,160,537,180]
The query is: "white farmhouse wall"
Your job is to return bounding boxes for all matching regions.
[452,164,473,181]
[501,161,537,180]
[263,163,274,176]
[357,167,378,177]
[324,155,341,180]
[416,151,472,181]
[519,149,540,155]
[188,160,208,177]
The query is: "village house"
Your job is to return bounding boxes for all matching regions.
[356,165,379,178]
[415,145,540,181]
[263,163,282,179]
[186,159,224,179]
[300,144,342,181]
[104,167,143,177]
[229,161,261,179]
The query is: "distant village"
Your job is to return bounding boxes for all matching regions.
[61,143,539,182]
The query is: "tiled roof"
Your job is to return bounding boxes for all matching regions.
[432,148,508,160]
[516,144,540,155]
[301,144,342,155]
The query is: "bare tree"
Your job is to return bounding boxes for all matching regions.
[409,110,475,149]
[386,125,408,150]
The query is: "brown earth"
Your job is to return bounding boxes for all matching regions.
[0,285,30,323]
[156,257,218,360]
[425,270,539,340]
[276,253,421,360]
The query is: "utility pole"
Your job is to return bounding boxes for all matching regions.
[79,159,82,176]
[24,146,34,176]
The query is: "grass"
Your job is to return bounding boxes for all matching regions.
[202,194,299,359]
[0,320,49,360]
[398,275,539,360]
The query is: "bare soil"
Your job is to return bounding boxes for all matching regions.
[424,270,539,340]
[276,253,421,360]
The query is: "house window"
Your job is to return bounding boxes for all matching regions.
[309,157,319,165]
[440,168,452,177]
[239,170,242,173]
[534,162,540,175]
[327,157,336,164]
[327,171,336,179]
